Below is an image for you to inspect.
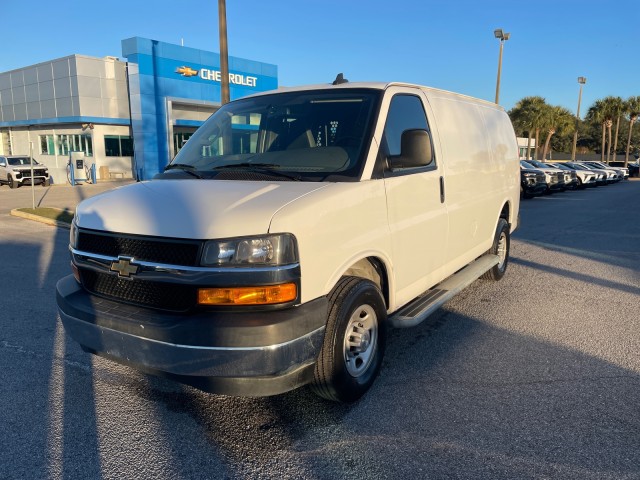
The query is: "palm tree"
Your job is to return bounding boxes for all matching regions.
[508,96,547,160]
[586,100,612,162]
[625,96,640,166]
[539,105,575,160]
[605,96,625,163]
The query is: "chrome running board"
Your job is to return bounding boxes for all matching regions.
[390,254,499,328]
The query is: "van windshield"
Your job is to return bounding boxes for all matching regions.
[168,88,381,181]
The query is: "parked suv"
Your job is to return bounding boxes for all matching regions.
[548,162,594,188]
[565,162,606,186]
[521,160,564,192]
[0,155,50,188]
[581,161,628,180]
[527,160,578,189]
[575,162,619,183]
[520,165,547,198]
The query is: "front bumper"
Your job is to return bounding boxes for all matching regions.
[521,182,547,197]
[547,181,564,192]
[14,170,49,185]
[56,275,327,396]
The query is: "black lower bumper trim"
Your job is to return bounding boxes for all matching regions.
[56,275,327,348]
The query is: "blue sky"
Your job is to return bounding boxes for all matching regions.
[2,0,639,114]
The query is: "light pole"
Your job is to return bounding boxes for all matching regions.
[218,0,230,105]
[571,76,587,161]
[494,28,510,104]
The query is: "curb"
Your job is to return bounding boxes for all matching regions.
[10,208,71,229]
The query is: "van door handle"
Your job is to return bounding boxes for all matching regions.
[439,176,445,203]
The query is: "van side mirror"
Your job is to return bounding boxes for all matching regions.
[389,129,433,169]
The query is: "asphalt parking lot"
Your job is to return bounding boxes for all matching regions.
[1,179,639,479]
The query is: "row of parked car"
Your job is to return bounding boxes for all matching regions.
[520,159,631,198]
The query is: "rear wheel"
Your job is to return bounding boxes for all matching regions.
[311,276,387,403]
[482,218,510,281]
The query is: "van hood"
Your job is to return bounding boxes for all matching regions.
[74,180,328,239]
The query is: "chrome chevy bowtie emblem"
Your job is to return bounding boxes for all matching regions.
[110,257,139,278]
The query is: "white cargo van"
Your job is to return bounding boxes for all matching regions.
[56,79,520,402]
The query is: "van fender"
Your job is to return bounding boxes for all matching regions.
[323,250,395,311]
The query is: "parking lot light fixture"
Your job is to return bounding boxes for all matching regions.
[571,77,587,161]
[494,29,510,104]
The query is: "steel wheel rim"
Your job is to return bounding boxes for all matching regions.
[497,231,507,269]
[343,304,378,377]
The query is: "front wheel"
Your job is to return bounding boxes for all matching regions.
[311,276,387,403]
[482,218,510,281]
[8,175,19,189]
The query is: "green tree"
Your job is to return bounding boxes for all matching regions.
[604,96,626,163]
[625,96,640,166]
[539,105,575,160]
[585,99,612,162]
[508,96,547,159]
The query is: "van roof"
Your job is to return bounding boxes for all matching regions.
[246,81,503,111]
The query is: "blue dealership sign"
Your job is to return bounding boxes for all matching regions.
[122,37,278,179]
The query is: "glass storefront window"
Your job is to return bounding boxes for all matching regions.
[48,134,92,156]
[173,132,195,156]
[105,135,133,157]
[57,135,69,156]
[40,136,49,154]
[120,136,133,156]
[39,134,56,155]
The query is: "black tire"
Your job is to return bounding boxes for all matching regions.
[8,175,18,189]
[311,276,387,403]
[482,218,510,281]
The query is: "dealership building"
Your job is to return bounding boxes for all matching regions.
[0,37,278,182]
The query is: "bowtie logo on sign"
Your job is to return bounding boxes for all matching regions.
[176,66,199,77]
[175,65,258,87]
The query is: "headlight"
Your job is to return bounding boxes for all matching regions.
[201,233,298,267]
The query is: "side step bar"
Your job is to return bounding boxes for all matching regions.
[390,254,499,328]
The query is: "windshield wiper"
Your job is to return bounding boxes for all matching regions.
[213,163,301,181]
[164,163,204,179]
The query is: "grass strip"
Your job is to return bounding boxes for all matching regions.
[16,207,74,224]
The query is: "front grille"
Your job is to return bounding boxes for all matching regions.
[17,169,47,177]
[80,269,195,311]
[78,231,202,266]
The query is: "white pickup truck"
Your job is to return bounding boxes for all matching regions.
[57,79,520,402]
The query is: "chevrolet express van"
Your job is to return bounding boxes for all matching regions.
[57,79,520,402]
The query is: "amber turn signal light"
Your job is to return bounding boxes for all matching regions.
[71,262,81,283]
[198,283,297,305]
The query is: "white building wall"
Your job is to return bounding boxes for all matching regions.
[4,124,133,184]
[0,54,134,183]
